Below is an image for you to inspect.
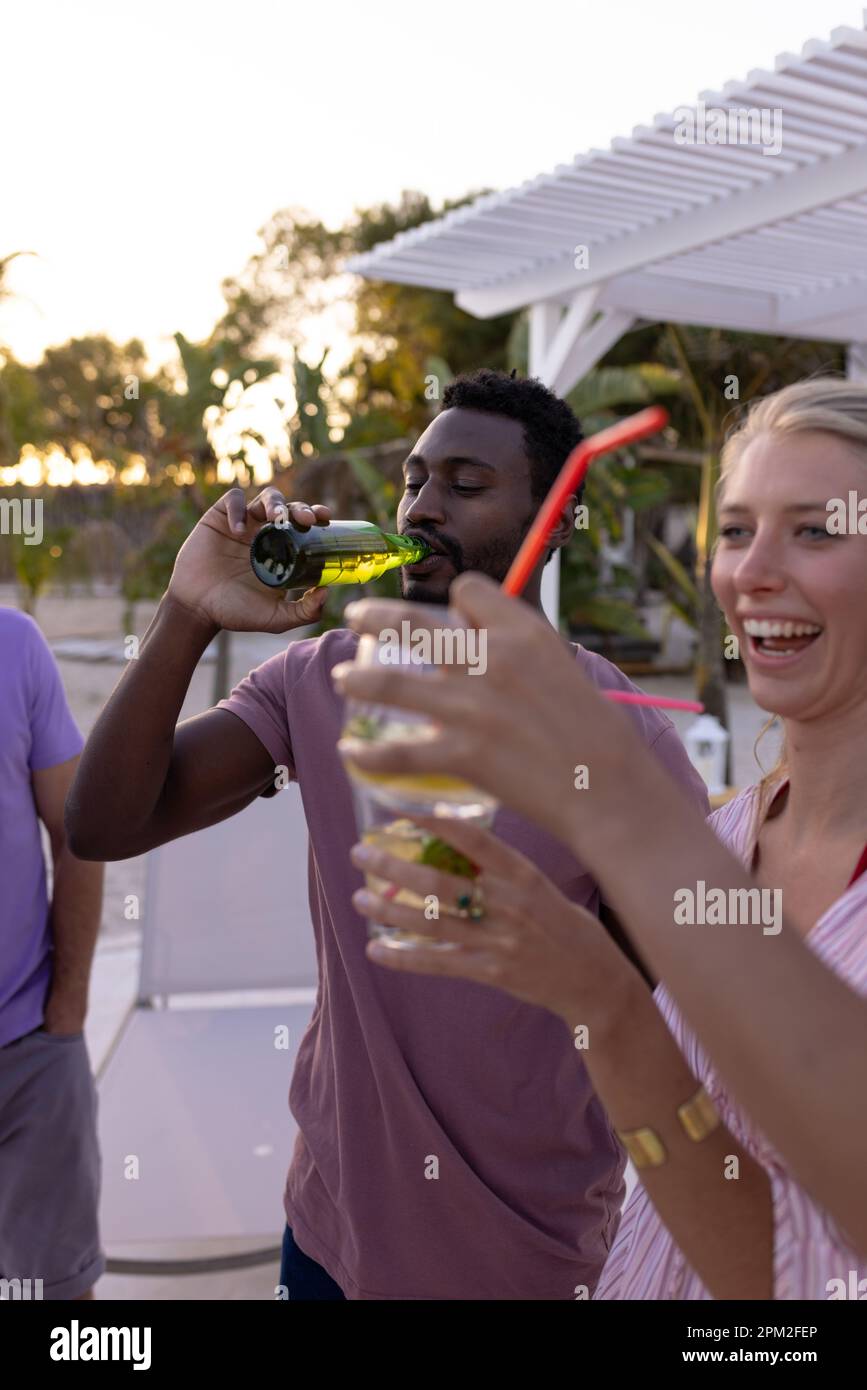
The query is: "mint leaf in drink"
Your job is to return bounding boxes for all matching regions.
[343,714,383,740]
[419,835,479,879]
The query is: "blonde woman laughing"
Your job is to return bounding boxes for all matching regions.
[335,379,867,1300]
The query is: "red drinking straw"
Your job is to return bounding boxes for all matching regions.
[605,691,703,713]
[501,405,704,714]
[503,405,670,596]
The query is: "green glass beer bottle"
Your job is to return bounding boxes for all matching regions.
[250,520,432,589]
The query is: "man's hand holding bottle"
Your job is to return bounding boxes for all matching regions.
[166,486,330,635]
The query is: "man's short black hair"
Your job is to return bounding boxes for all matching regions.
[440,368,584,507]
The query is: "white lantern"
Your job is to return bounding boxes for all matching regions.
[685,714,730,796]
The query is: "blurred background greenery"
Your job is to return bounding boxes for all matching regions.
[0,199,844,724]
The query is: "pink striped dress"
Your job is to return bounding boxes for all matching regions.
[595,783,867,1300]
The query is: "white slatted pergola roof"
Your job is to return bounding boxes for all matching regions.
[346,13,867,617]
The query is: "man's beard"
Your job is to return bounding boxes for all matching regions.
[399,516,534,605]
[399,577,452,606]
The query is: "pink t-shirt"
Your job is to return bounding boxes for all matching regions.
[218,627,709,1299]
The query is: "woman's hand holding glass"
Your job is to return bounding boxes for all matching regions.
[349,812,635,1031]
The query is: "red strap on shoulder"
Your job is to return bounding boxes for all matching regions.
[848,844,867,888]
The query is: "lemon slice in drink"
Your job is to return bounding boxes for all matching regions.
[360,820,477,905]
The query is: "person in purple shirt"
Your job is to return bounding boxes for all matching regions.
[0,607,104,1300]
[67,370,708,1300]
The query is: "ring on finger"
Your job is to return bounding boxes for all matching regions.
[456,881,486,922]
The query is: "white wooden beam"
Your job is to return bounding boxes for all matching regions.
[775,276,867,328]
[775,306,867,340]
[528,295,635,625]
[596,271,860,343]
[846,342,867,380]
[528,301,562,379]
[599,272,776,327]
[528,300,564,627]
[535,287,601,393]
[550,308,635,398]
[454,143,867,319]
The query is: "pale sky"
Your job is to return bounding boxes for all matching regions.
[2,0,863,366]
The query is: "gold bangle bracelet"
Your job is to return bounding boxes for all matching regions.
[617,1125,667,1169]
[616,1084,720,1170]
[677,1083,721,1142]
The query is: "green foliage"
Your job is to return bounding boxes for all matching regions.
[33,335,156,465]
[167,332,278,466]
[218,192,518,445]
[0,356,47,464]
[423,354,454,415]
[120,494,201,602]
[563,592,651,640]
[290,349,336,458]
[502,326,687,638]
[219,206,347,353]
[644,531,700,611]
[566,363,683,420]
[557,365,683,638]
[12,525,72,613]
[345,449,396,530]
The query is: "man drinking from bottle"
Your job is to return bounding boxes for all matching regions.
[66,369,707,1300]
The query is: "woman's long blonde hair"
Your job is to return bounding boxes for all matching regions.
[716,377,867,804]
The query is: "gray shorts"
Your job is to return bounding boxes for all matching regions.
[0,1027,105,1299]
